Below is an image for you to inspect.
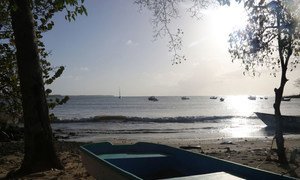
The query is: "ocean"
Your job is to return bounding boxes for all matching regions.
[50,96,300,142]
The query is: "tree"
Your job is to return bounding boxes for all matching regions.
[135,0,213,64]
[0,0,86,177]
[228,0,300,163]
[1,0,82,123]
[136,0,300,163]
[134,0,243,64]
[0,38,69,124]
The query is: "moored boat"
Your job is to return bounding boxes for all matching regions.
[80,142,294,180]
[248,95,256,100]
[210,96,218,99]
[181,96,190,100]
[255,112,300,130]
[148,96,158,101]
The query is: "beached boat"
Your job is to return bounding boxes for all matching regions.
[148,96,158,101]
[248,95,256,100]
[282,97,291,101]
[181,96,190,100]
[210,96,218,99]
[255,112,300,130]
[80,142,294,180]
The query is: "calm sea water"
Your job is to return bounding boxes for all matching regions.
[51,96,300,142]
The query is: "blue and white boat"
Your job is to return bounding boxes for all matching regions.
[80,142,295,180]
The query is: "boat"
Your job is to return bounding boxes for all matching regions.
[209,96,218,99]
[181,96,190,100]
[148,96,158,101]
[255,112,300,130]
[220,97,224,102]
[118,88,122,99]
[80,142,294,180]
[282,97,291,101]
[248,95,256,100]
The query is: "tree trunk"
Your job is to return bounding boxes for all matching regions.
[8,0,63,177]
[273,1,288,164]
[274,86,288,164]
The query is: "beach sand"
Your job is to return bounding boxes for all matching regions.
[0,137,300,179]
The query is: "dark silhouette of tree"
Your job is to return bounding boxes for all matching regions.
[136,0,300,163]
[228,0,300,163]
[9,0,63,175]
[135,0,213,64]
[0,0,85,123]
[0,0,86,177]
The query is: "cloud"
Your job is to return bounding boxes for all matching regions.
[61,75,82,81]
[126,39,139,46]
[187,37,207,48]
[80,67,89,71]
[126,40,132,45]
[188,41,200,48]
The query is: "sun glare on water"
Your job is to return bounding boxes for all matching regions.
[227,95,255,116]
[221,96,259,137]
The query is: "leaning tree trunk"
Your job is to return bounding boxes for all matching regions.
[274,78,288,164]
[9,0,63,176]
[273,3,288,164]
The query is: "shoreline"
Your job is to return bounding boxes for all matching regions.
[1,137,299,179]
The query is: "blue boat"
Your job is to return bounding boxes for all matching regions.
[80,142,295,180]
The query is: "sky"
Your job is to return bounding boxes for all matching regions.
[43,0,300,96]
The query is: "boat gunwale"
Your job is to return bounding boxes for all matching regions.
[80,142,142,180]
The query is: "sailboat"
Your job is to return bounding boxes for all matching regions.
[118,88,122,99]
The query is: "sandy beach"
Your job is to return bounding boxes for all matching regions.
[1,137,300,179]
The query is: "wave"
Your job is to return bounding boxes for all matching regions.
[52,115,258,124]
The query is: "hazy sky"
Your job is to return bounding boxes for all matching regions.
[44,0,300,96]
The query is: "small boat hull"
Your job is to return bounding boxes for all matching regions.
[80,142,295,180]
[148,96,158,101]
[255,112,300,130]
[248,96,256,100]
[181,96,190,100]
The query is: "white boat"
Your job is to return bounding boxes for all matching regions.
[248,96,256,100]
[255,112,300,130]
[282,97,291,101]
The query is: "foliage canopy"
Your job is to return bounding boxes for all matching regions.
[0,0,87,122]
[228,0,300,77]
